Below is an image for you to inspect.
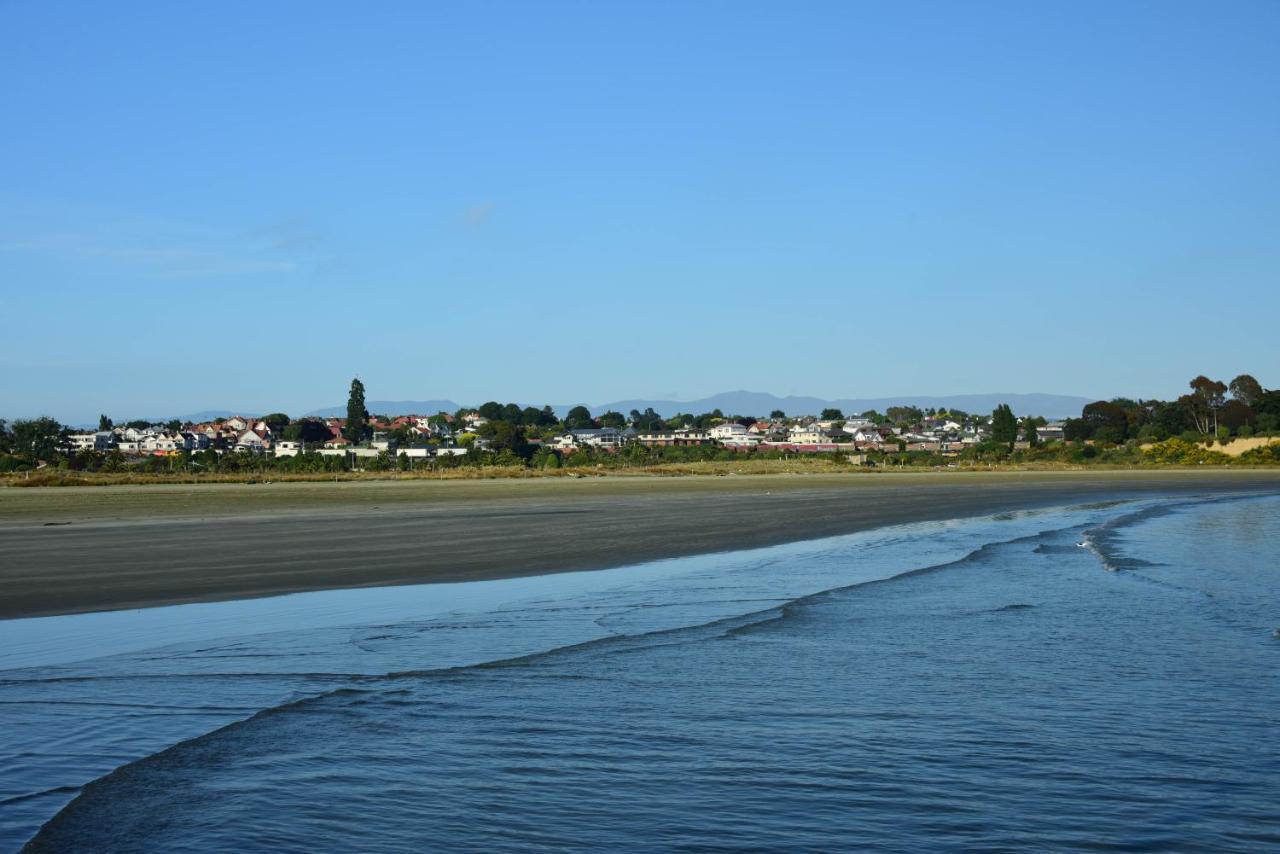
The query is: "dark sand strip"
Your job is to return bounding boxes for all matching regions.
[2,471,1278,619]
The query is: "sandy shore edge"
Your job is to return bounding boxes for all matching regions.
[3,471,1278,620]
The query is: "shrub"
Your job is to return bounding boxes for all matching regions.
[1142,438,1230,465]
[1237,443,1280,465]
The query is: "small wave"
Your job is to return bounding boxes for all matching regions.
[0,787,81,809]
[1075,492,1273,575]
[1076,533,1117,571]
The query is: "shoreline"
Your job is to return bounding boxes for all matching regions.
[2,470,1278,621]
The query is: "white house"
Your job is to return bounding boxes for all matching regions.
[708,423,749,441]
[554,428,629,450]
[141,433,182,453]
[849,429,883,445]
[235,430,269,452]
[787,426,826,444]
[67,431,116,452]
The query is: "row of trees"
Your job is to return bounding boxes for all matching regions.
[1063,375,1278,445]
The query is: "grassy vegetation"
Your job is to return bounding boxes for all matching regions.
[5,446,1279,489]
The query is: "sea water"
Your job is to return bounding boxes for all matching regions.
[2,492,1278,851]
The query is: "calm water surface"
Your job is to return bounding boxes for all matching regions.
[3,492,1278,851]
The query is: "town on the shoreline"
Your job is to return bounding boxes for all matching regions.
[59,408,1049,461]
[3,374,1278,475]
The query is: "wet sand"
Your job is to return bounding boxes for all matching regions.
[2,471,1278,620]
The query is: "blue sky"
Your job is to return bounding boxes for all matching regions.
[2,1,1278,423]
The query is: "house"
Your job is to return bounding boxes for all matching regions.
[749,421,788,441]
[707,421,760,448]
[708,423,749,441]
[554,428,630,450]
[67,431,116,453]
[223,416,249,432]
[235,429,269,452]
[141,432,182,453]
[1037,423,1066,442]
[636,429,712,447]
[273,441,302,458]
[787,426,826,444]
[180,431,211,451]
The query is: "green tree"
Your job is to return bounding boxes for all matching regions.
[388,424,416,445]
[564,406,595,430]
[598,410,626,428]
[11,417,66,461]
[1183,375,1227,435]
[1218,399,1254,434]
[1080,401,1128,444]
[1253,391,1280,434]
[820,408,844,420]
[477,401,504,421]
[886,406,923,425]
[1023,418,1039,447]
[990,404,1017,449]
[98,414,113,431]
[263,412,291,433]
[630,408,665,431]
[1229,374,1263,407]
[769,409,785,419]
[344,378,369,443]
[477,420,532,460]
[292,418,332,444]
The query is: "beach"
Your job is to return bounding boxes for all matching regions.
[9,488,1280,850]
[3,470,1279,620]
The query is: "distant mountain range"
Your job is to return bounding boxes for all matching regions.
[301,391,1092,420]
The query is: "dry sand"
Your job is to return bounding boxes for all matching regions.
[2,470,1278,620]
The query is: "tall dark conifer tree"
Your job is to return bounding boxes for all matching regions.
[344,377,368,443]
[991,403,1017,449]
